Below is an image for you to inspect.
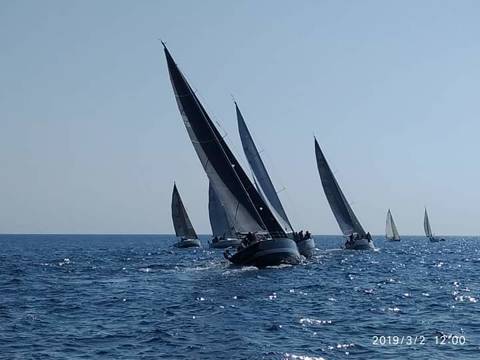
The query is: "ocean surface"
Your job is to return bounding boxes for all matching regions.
[1,234,479,359]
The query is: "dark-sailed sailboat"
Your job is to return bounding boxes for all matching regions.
[236,103,315,258]
[163,44,300,267]
[385,209,401,241]
[171,183,201,248]
[314,138,374,250]
[208,182,242,248]
[424,208,445,242]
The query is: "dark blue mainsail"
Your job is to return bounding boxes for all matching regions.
[236,103,294,233]
[314,138,366,237]
[163,44,286,237]
[171,183,198,239]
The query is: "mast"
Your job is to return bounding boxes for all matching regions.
[236,102,294,233]
[171,183,198,239]
[163,44,286,238]
[314,137,366,237]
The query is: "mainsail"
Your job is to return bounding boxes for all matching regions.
[385,209,400,240]
[208,182,234,237]
[171,184,198,239]
[424,208,433,238]
[236,103,294,233]
[314,138,366,237]
[163,44,286,238]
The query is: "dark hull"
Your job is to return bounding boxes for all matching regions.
[224,238,300,268]
[296,237,316,258]
[428,237,445,242]
[209,238,242,249]
[175,238,201,248]
[345,238,375,250]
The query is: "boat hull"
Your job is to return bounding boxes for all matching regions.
[209,237,242,249]
[224,238,301,268]
[345,238,375,250]
[175,238,201,248]
[387,237,401,242]
[296,237,316,258]
[428,237,445,242]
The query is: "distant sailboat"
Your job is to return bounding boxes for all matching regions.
[314,138,374,250]
[236,103,315,258]
[171,183,201,248]
[385,209,401,241]
[424,208,445,242]
[208,183,242,248]
[163,43,300,267]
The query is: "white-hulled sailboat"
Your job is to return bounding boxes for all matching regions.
[163,43,300,267]
[236,103,315,258]
[385,209,401,241]
[424,208,445,242]
[171,183,201,248]
[314,138,374,250]
[208,183,242,248]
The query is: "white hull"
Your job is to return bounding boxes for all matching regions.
[345,238,375,250]
[175,238,201,248]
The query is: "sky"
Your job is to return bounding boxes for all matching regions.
[1,0,479,235]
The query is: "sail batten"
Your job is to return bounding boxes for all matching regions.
[314,138,366,237]
[386,209,400,240]
[171,184,198,239]
[236,103,294,233]
[164,45,286,238]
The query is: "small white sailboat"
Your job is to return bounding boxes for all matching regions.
[424,208,445,242]
[314,138,374,250]
[171,183,201,248]
[385,209,401,241]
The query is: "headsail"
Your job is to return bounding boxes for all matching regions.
[171,184,198,239]
[314,138,366,237]
[424,208,432,238]
[236,103,294,233]
[385,209,400,240]
[163,44,286,238]
[208,182,235,238]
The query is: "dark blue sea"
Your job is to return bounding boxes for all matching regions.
[1,235,479,359]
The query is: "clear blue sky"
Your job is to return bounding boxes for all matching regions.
[1,0,479,235]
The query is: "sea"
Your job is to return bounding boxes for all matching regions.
[0,234,479,359]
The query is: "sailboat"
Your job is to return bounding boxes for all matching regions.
[236,103,315,258]
[163,43,300,267]
[385,209,401,241]
[171,183,201,248]
[208,183,242,248]
[424,208,445,242]
[314,138,374,250]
